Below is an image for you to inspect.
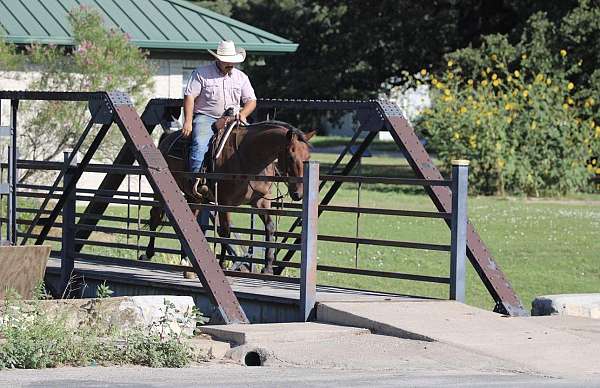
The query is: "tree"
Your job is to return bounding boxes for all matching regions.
[224,0,583,100]
[0,6,154,182]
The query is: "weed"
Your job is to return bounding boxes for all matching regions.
[96,281,114,299]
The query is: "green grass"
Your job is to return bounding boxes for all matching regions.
[8,152,600,313]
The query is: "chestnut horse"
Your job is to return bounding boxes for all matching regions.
[139,119,315,274]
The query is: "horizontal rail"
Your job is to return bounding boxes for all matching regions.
[70,252,301,284]
[319,205,451,219]
[194,203,302,217]
[320,174,451,187]
[0,91,105,101]
[75,239,181,255]
[317,234,451,251]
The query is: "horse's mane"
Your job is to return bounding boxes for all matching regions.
[246,120,310,144]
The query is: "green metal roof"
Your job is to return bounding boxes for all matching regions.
[0,0,298,53]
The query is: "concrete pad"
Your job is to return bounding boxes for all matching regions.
[187,335,231,360]
[317,300,600,378]
[532,293,600,319]
[198,322,370,345]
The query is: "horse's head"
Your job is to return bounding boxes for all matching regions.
[278,129,316,201]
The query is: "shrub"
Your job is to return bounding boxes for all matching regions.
[397,10,599,196]
[0,297,195,369]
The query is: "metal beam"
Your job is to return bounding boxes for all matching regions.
[381,105,525,316]
[109,94,248,324]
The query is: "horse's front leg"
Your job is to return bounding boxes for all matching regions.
[217,211,231,269]
[257,199,276,274]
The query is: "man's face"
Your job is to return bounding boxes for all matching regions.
[217,60,234,75]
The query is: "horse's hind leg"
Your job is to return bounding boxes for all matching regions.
[139,206,163,261]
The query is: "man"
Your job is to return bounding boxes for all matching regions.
[182,40,257,193]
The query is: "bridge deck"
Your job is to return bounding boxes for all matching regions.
[45,258,422,323]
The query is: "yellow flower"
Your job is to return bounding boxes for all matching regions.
[568,97,574,105]
[535,74,544,82]
[530,121,537,129]
[467,79,473,85]
[420,69,427,76]
[491,54,497,61]
[513,70,520,78]
[447,60,454,67]
[507,75,513,82]
[481,79,488,86]
[504,103,513,111]
[546,79,552,85]
[444,89,451,96]
[596,127,600,137]
[436,82,444,89]
[431,78,438,85]
[506,117,513,124]
[448,73,454,79]
[491,73,498,80]
[567,82,574,91]
[563,103,569,110]
[523,90,529,97]
[589,98,595,106]
[590,121,596,129]
[469,135,477,149]
[493,79,500,87]
[521,53,527,60]
[453,132,460,140]
[496,159,506,169]
[495,142,502,151]
[476,119,481,126]
[560,49,567,57]
[460,106,467,113]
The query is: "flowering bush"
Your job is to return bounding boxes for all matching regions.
[399,13,598,196]
[0,6,154,171]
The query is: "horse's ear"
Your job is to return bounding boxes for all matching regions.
[304,130,317,141]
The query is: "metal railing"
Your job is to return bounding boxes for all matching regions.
[3,156,469,311]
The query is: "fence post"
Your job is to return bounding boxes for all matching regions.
[300,161,319,321]
[6,100,18,245]
[60,151,77,296]
[450,159,469,302]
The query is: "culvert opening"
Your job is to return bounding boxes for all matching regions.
[244,351,262,366]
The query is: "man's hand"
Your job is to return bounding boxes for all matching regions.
[182,121,193,138]
[238,113,248,125]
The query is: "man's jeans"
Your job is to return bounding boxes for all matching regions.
[188,114,216,232]
[189,114,217,173]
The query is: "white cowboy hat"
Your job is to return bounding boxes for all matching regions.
[207,40,246,63]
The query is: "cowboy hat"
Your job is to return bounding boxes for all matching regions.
[208,40,246,63]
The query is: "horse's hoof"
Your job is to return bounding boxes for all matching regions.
[139,254,149,261]
[183,271,197,279]
[261,266,274,275]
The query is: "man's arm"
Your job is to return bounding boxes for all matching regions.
[239,99,256,124]
[182,94,195,137]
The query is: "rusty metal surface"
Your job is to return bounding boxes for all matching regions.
[382,111,526,316]
[74,99,172,251]
[109,97,248,324]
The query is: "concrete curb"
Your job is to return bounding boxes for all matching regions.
[316,303,435,342]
